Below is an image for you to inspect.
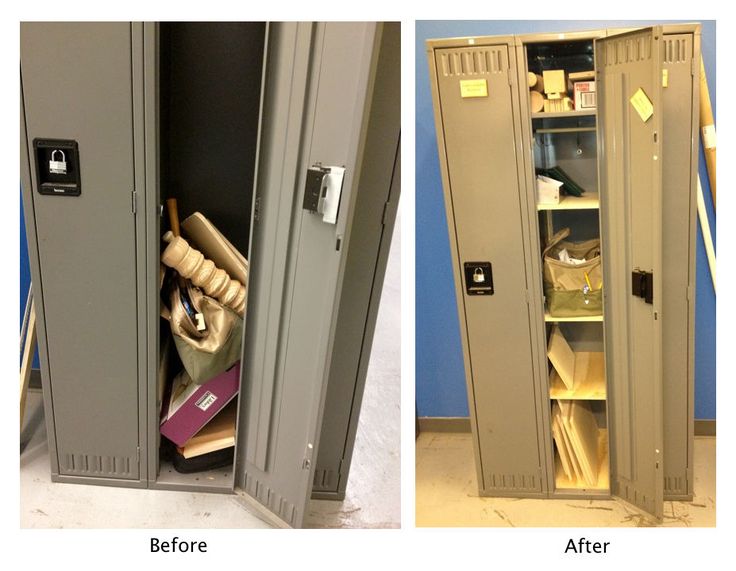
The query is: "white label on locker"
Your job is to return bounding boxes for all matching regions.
[460,79,488,98]
[195,391,217,411]
[702,125,716,149]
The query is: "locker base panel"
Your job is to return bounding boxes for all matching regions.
[478,489,546,499]
[50,473,147,489]
[311,490,346,501]
[153,458,235,493]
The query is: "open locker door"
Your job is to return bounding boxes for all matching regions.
[235,22,385,527]
[596,27,665,518]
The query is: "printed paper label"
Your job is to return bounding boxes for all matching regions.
[460,79,488,98]
[195,391,217,411]
[630,88,654,122]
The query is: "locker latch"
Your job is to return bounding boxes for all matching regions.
[631,269,653,304]
[302,163,346,225]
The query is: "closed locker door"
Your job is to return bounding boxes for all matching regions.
[428,41,543,495]
[236,22,386,527]
[660,31,699,500]
[596,27,665,518]
[20,23,141,481]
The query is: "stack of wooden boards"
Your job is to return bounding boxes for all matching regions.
[547,325,606,488]
[528,70,596,114]
[551,400,602,487]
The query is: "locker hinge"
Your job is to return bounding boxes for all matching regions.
[136,446,140,465]
[686,285,694,302]
[131,190,137,214]
[338,457,347,476]
[302,442,314,470]
[381,200,391,226]
[631,269,654,304]
[691,56,698,77]
[253,195,261,222]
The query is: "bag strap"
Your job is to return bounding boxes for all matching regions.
[543,227,571,257]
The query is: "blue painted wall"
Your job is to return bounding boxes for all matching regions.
[416,20,716,419]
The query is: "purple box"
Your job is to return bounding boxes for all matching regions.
[160,363,240,447]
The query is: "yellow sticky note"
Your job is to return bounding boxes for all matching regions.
[630,88,654,122]
[460,79,488,98]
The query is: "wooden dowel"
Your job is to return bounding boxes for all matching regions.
[699,57,716,207]
[166,198,181,237]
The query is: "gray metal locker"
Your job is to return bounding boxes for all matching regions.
[20,21,400,528]
[426,23,699,519]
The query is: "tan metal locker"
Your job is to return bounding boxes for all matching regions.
[426,23,700,519]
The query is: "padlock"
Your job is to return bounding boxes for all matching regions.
[49,150,67,175]
[472,268,485,283]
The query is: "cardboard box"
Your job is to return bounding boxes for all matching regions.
[543,69,567,96]
[160,362,240,447]
[537,175,563,205]
[574,81,596,110]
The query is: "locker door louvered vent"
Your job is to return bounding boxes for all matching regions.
[439,48,504,77]
[614,481,656,515]
[242,471,298,527]
[662,36,692,64]
[664,475,687,497]
[312,468,339,492]
[603,34,653,67]
[485,472,538,493]
[60,452,135,478]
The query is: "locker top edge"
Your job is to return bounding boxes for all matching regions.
[425,22,702,52]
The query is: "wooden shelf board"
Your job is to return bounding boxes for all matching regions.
[537,192,599,211]
[549,352,606,400]
[554,428,609,491]
[532,109,597,119]
[544,311,603,322]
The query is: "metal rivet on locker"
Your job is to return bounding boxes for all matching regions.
[49,149,67,174]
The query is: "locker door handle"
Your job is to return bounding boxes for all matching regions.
[631,269,653,304]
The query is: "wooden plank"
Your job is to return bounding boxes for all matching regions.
[549,352,605,399]
[544,311,603,323]
[555,402,584,482]
[551,405,573,480]
[537,192,599,211]
[562,401,600,486]
[547,325,575,390]
[20,299,37,431]
[555,428,609,490]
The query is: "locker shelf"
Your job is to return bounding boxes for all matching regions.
[544,311,603,322]
[554,428,609,491]
[532,109,597,119]
[549,352,605,399]
[537,192,599,211]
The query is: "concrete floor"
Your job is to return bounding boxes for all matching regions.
[416,431,715,527]
[20,212,401,529]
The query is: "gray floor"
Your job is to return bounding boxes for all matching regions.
[20,211,401,529]
[416,431,715,527]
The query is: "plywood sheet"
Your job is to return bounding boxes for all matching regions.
[554,401,583,481]
[547,325,575,390]
[552,409,573,480]
[563,401,600,486]
[549,352,605,399]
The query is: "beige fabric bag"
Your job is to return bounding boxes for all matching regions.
[543,228,602,317]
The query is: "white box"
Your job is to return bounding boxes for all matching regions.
[574,81,596,110]
[537,175,563,205]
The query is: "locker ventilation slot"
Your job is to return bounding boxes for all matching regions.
[243,471,298,526]
[617,481,655,515]
[663,37,690,64]
[664,475,687,496]
[603,34,653,67]
[61,453,134,478]
[440,49,504,77]
[485,472,538,492]
[312,468,339,492]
